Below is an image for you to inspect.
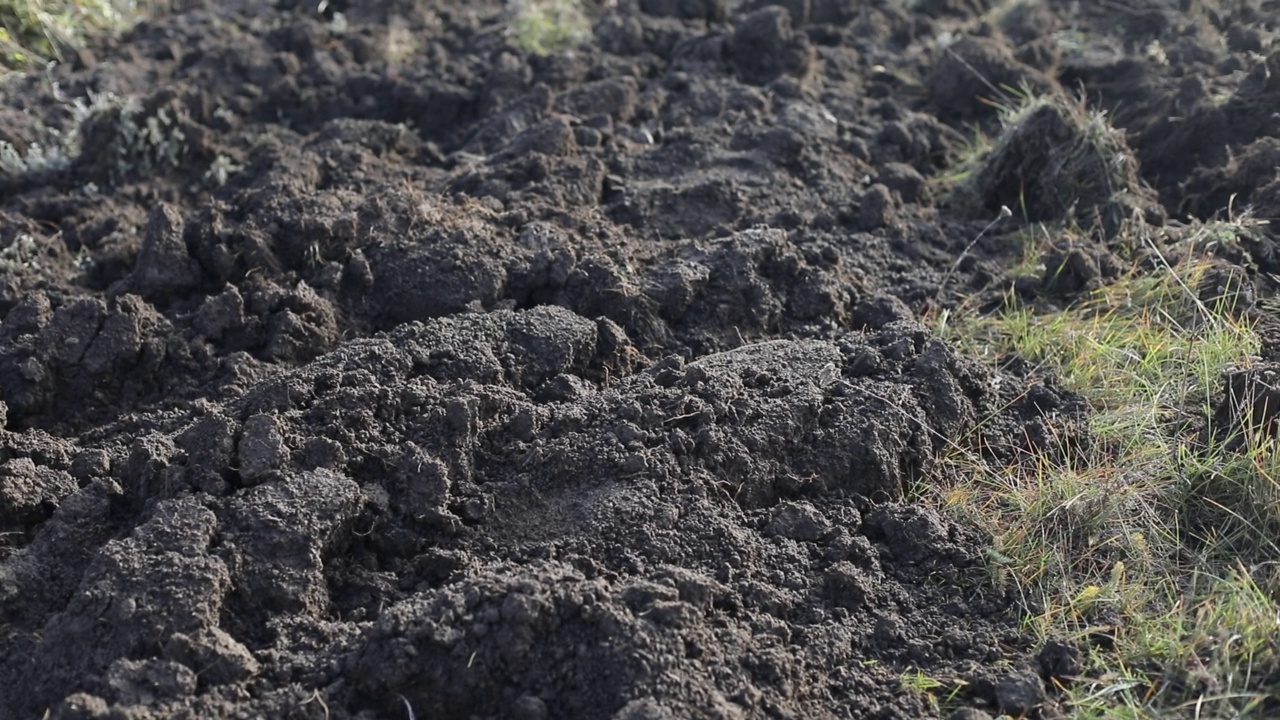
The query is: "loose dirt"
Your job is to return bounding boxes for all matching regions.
[0,0,1276,718]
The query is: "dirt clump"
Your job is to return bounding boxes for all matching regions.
[929,35,1059,122]
[961,95,1164,239]
[1211,362,1280,444]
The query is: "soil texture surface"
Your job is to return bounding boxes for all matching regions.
[0,0,1277,718]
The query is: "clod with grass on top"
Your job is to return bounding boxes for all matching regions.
[952,92,1165,241]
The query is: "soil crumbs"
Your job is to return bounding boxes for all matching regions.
[0,0,1276,718]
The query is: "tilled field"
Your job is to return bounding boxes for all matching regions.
[0,0,1278,718]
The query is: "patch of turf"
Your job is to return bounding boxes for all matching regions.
[931,214,1280,717]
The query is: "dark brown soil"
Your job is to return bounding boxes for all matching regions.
[0,1,1276,718]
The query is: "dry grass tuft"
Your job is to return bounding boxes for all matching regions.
[932,214,1280,718]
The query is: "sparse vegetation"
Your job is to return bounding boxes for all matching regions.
[899,668,969,716]
[0,0,153,72]
[0,87,201,186]
[928,213,1280,718]
[508,0,590,56]
[0,231,40,271]
[203,153,241,188]
[0,136,69,172]
[76,93,195,183]
[0,85,113,176]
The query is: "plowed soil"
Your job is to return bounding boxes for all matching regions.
[0,1,1277,718]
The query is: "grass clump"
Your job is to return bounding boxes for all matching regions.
[930,218,1280,718]
[942,90,1163,241]
[76,92,195,184]
[508,0,591,56]
[0,88,199,187]
[0,0,152,71]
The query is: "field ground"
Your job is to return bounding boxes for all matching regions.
[1,0,1279,718]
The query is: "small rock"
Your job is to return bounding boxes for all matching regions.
[104,657,197,705]
[397,444,451,514]
[857,183,897,229]
[70,449,111,481]
[876,162,927,203]
[825,561,874,610]
[53,693,110,720]
[163,628,261,686]
[1038,638,1083,686]
[728,6,813,85]
[511,695,548,720]
[1042,243,1111,295]
[766,501,831,541]
[131,204,200,300]
[996,671,1045,715]
[0,458,78,522]
[299,436,347,472]
[851,293,913,330]
[0,293,52,340]
[194,286,247,340]
[238,414,288,485]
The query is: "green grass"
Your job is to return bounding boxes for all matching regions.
[0,0,152,71]
[928,217,1280,717]
[507,0,590,56]
[899,668,970,716]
